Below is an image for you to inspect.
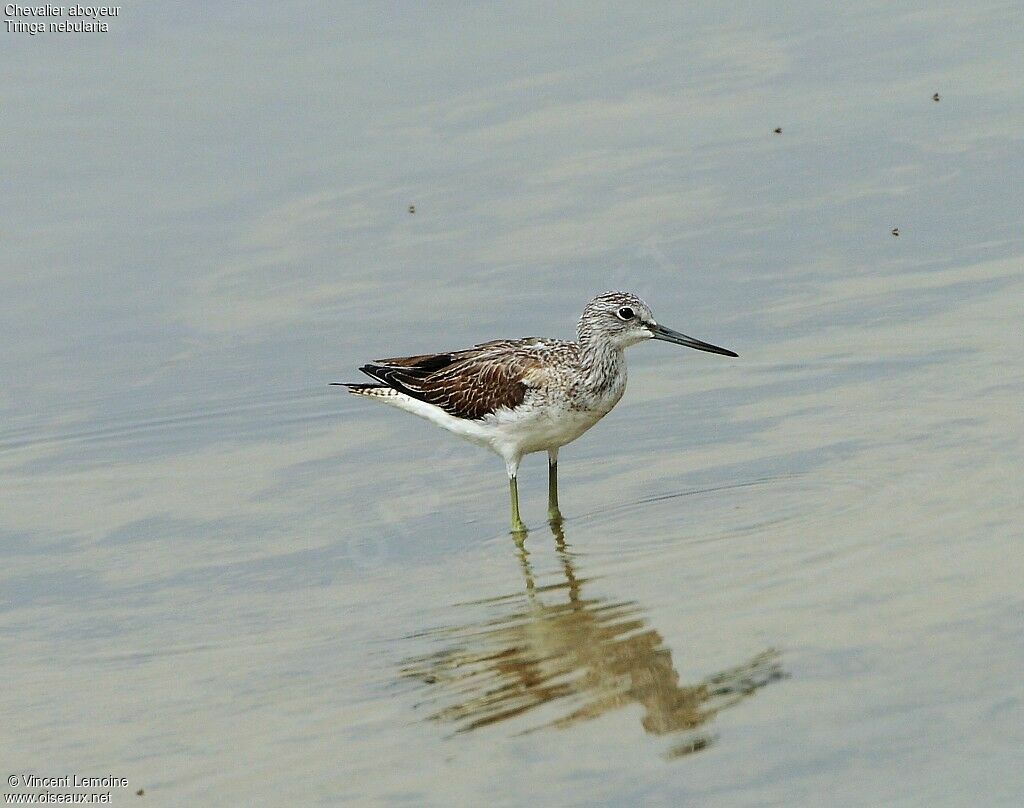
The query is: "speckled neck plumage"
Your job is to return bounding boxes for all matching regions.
[577,338,626,398]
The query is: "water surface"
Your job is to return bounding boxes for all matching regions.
[2,2,1023,805]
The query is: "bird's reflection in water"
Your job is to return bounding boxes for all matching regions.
[401,522,785,758]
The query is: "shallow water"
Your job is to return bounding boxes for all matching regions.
[3,3,1023,806]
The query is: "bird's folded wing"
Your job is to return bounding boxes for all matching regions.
[360,346,545,420]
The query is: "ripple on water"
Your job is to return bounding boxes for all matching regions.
[559,471,881,570]
[0,387,346,462]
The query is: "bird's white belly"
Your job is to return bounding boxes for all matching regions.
[493,408,600,454]
[485,384,625,457]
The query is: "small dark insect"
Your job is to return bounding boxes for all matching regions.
[136,790,145,797]
[932,92,940,102]
[891,227,900,237]
[408,205,415,214]
[773,127,782,134]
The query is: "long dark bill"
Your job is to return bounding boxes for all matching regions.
[648,323,738,357]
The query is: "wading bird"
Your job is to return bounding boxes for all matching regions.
[336,291,737,533]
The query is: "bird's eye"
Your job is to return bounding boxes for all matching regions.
[617,307,635,320]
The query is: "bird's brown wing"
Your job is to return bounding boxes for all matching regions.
[360,342,546,420]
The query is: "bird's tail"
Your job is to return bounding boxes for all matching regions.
[329,382,399,400]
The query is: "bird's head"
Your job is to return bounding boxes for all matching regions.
[578,291,738,357]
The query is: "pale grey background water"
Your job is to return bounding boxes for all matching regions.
[2,2,1023,806]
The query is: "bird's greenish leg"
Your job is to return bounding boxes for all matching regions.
[504,455,527,534]
[509,476,527,534]
[547,449,563,524]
